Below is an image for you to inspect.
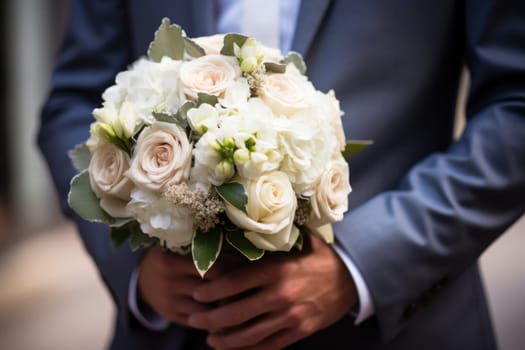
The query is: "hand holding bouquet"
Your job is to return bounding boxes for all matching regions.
[69,18,367,276]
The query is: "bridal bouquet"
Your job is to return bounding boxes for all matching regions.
[69,19,367,276]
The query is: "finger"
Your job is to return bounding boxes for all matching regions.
[193,261,281,302]
[189,286,285,330]
[206,306,303,349]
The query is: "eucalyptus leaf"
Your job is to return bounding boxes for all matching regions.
[152,112,177,124]
[220,33,248,56]
[192,228,223,278]
[68,171,115,224]
[184,37,205,58]
[283,51,307,75]
[215,182,248,213]
[264,62,286,74]
[68,143,91,171]
[342,140,374,159]
[197,93,219,107]
[147,18,185,62]
[226,230,264,261]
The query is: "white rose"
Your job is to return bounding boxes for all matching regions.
[179,55,241,100]
[308,155,352,228]
[88,143,133,218]
[260,68,316,117]
[192,34,225,55]
[187,103,219,135]
[127,189,193,250]
[224,171,299,251]
[127,122,192,193]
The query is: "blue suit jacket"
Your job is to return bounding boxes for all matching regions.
[39,0,525,349]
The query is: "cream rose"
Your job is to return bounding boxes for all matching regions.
[88,143,133,218]
[192,34,225,55]
[224,171,299,251]
[308,155,351,228]
[179,55,241,100]
[316,90,346,151]
[127,122,192,193]
[260,69,315,117]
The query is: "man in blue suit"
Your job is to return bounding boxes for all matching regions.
[39,0,525,349]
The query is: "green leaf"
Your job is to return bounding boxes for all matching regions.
[129,225,158,251]
[184,37,205,58]
[68,171,115,224]
[110,224,131,248]
[68,143,91,171]
[197,93,219,107]
[147,18,185,62]
[220,33,248,56]
[283,51,307,75]
[152,112,177,124]
[342,140,374,159]
[264,62,286,74]
[215,182,248,213]
[192,228,223,277]
[226,230,264,261]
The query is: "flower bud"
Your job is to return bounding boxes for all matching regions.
[240,56,258,73]
[214,160,235,180]
[233,148,250,165]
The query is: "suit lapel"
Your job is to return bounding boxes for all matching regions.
[291,0,332,56]
[191,0,216,37]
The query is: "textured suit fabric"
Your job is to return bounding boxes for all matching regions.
[39,0,525,349]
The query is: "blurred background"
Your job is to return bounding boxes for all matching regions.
[0,1,523,349]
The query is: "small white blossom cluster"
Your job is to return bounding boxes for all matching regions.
[79,24,352,254]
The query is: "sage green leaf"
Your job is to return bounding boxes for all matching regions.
[197,93,219,107]
[342,140,374,159]
[215,182,248,213]
[152,112,177,124]
[264,62,286,74]
[147,18,184,62]
[220,33,248,56]
[176,100,196,125]
[68,170,115,224]
[226,230,264,261]
[184,37,205,57]
[283,51,307,75]
[192,228,223,278]
[68,143,91,171]
[129,226,158,251]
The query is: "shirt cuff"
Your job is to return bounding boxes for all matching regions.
[332,243,375,324]
[128,267,171,331]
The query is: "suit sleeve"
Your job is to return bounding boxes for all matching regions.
[333,0,525,341]
[38,0,144,329]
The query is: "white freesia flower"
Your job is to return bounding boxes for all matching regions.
[127,189,193,250]
[308,154,352,228]
[187,103,219,135]
[102,57,185,121]
[224,172,299,251]
[179,55,241,100]
[88,143,133,218]
[92,101,141,140]
[221,78,251,108]
[127,122,192,193]
[260,66,316,117]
